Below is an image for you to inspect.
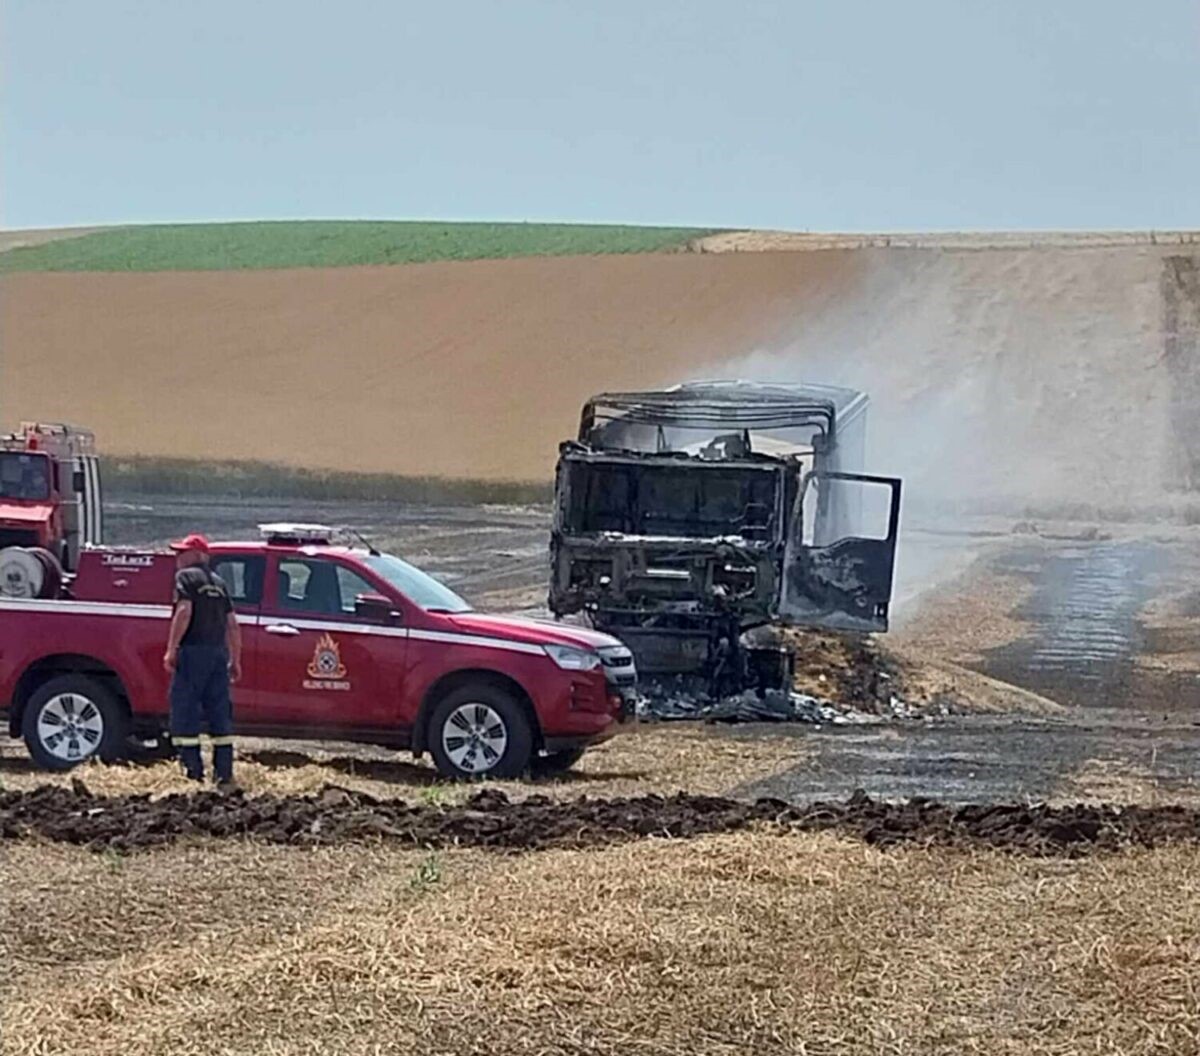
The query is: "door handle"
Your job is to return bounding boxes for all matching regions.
[264,623,300,636]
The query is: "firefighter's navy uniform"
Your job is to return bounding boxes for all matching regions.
[170,564,235,782]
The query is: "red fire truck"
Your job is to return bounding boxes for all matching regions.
[0,422,103,597]
[0,524,636,779]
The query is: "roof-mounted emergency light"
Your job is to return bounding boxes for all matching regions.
[258,523,334,545]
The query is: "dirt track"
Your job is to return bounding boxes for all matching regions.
[7,784,1200,856]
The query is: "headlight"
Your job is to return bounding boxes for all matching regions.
[543,644,602,671]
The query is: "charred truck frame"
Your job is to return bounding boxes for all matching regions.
[549,381,902,696]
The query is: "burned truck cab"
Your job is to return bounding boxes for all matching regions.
[549,381,902,695]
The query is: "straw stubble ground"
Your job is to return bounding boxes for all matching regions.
[5,732,1200,1053]
[3,833,1199,1055]
[0,725,809,803]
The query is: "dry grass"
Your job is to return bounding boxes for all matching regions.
[1062,757,1200,808]
[780,626,1065,717]
[0,226,110,253]
[1135,581,1200,677]
[889,647,1066,716]
[694,230,1200,252]
[3,832,1199,1055]
[892,567,1034,666]
[0,725,807,805]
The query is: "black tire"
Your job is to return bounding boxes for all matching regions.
[532,747,587,778]
[29,548,63,599]
[427,683,534,780]
[22,674,129,771]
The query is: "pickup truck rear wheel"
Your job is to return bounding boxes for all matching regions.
[22,675,128,771]
[428,685,533,780]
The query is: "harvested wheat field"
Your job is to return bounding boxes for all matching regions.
[3,830,1199,1056]
[0,726,807,804]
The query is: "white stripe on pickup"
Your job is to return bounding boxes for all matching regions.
[407,628,546,656]
[0,599,261,625]
[0,598,170,619]
[257,616,408,639]
[253,618,546,655]
[0,599,552,658]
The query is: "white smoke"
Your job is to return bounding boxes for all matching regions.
[713,244,1189,616]
[719,245,1178,517]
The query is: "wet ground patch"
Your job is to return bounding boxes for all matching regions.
[737,711,1200,804]
[981,541,1156,704]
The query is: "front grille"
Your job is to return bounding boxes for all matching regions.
[598,645,637,687]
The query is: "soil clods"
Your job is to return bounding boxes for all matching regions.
[4,784,1200,856]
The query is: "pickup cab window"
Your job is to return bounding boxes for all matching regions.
[211,556,266,606]
[276,558,377,617]
[361,553,471,613]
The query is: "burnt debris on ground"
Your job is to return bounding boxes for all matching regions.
[3,784,1199,857]
[640,630,946,724]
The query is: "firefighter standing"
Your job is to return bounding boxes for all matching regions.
[163,534,242,785]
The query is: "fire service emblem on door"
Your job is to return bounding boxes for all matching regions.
[303,633,350,691]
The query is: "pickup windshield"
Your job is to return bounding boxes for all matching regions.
[363,553,472,613]
[0,452,51,501]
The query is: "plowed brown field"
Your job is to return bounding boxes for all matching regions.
[3,236,1197,501]
[0,252,861,480]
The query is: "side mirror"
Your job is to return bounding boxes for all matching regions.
[72,470,86,494]
[355,592,402,625]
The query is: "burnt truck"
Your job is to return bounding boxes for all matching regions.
[549,381,902,696]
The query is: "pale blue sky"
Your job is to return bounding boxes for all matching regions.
[3,0,1197,230]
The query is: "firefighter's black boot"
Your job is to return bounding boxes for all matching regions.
[213,742,234,785]
[178,744,203,782]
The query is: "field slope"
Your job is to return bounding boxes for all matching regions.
[3,228,1197,506]
[0,220,712,272]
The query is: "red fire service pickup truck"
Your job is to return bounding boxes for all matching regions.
[0,524,636,779]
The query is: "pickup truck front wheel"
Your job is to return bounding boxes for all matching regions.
[428,685,533,780]
[22,675,127,771]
